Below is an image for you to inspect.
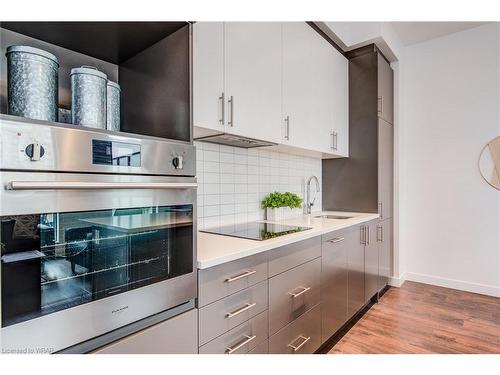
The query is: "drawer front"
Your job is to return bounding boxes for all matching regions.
[198,253,268,307]
[269,257,321,335]
[248,339,268,354]
[93,309,198,354]
[199,281,268,345]
[268,236,321,277]
[269,304,321,354]
[199,310,268,354]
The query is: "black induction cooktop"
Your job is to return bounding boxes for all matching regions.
[200,222,311,241]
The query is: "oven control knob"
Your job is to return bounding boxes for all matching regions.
[172,156,184,170]
[25,143,45,161]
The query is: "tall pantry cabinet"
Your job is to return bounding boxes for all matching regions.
[322,44,394,293]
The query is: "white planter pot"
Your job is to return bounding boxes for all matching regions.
[266,207,302,221]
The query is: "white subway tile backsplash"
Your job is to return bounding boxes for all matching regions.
[195,141,322,229]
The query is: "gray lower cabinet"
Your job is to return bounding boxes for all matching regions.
[321,229,349,341]
[268,236,321,277]
[93,309,198,354]
[199,311,268,354]
[199,281,268,345]
[269,257,321,335]
[198,252,268,307]
[364,221,380,301]
[347,225,366,318]
[378,218,392,290]
[269,304,321,354]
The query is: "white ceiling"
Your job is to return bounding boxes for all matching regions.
[390,22,490,46]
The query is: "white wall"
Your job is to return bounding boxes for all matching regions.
[400,23,500,296]
[195,141,322,229]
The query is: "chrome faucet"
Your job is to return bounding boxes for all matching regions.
[306,175,320,214]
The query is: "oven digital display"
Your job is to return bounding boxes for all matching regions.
[92,140,141,167]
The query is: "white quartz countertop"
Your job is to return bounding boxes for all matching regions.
[197,211,379,269]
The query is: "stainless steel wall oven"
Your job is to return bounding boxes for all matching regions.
[0,115,197,353]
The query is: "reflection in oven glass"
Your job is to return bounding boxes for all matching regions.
[0,205,193,327]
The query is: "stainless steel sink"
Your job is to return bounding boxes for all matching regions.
[314,214,353,220]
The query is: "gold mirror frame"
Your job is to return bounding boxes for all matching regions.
[478,136,500,190]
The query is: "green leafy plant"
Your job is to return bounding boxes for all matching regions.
[261,192,303,209]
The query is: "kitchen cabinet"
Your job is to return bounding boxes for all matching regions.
[378,218,392,291]
[93,309,198,354]
[347,225,366,318]
[377,53,394,124]
[193,22,225,136]
[224,22,283,143]
[282,22,348,157]
[364,222,380,301]
[321,229,349,341]
[193,22,349,158]
[378,118,393,220]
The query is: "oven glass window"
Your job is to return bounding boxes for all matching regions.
[0,205,193,327]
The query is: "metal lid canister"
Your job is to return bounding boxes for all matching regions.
[70,66,107,129]
[6,45,59,122]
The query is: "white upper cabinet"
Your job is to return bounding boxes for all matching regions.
[224,22,283,143]
[193,22,348,158]
[193,22,225,136]
[282,22,348,157]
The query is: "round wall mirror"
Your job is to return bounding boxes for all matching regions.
[479,136,500,190]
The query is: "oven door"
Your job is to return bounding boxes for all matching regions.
[0,171,197,353]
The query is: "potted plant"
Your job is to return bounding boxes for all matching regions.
[261,192,303,221]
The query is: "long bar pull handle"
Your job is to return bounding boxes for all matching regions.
[287,335,311,352]
[334,132,338,150]
[287,286,311,298]
[225,302,257,319]
[378,201,383,219]
[225,335,257,354]
[381,225,384,242]
[225,269,257,283]
[328,237,345,244]
[331,131,335,150]
[360,226,365,245]
[377,225,382,242]
[378,96,383,114]
[219,92,225,125]
[367,226,370,245]
[228,95,234,127]
[6,181,198,191]
[284,116,290,140]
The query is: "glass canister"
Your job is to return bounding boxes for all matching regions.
[106,80,121,132]
[70,66,107,129]
[6,45,59,122]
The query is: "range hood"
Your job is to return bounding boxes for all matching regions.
[194,133,277,148]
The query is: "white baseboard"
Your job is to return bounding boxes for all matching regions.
[405,272,500,298]
[389,273,406,288]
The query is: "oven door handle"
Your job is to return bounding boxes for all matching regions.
[6,181,198,191]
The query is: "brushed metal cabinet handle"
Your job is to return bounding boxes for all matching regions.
[225,302,257,319]
[284,116,290,140]
[334,131,338,150]
[287,286,311,298]
[225,335,257,354]
[378,202,383,219]
[219,92,225,125]
[328,236,345,244]
[360,226,365,245]
[378,96,383,113]
[287,335,311,352]
[381,225,384,242]
[225,269,256,283]
[377,225,382,242]
[331,131,335,150]
[228,95,234,127]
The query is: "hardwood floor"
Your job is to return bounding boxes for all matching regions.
[329,281,500,354]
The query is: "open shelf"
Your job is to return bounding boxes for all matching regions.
[0,22,192,143]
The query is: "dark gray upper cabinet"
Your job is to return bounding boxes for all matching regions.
[377,53,394,124]
[378,118,394,220]
[323,44,394,218]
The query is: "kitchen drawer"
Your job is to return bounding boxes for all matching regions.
[269,257,321,335]
[268,236,321,277]
[199,310,268,354]
[269,304,321,354]
[248,339,268,354]
[199,281,268,345]
[198,253,268,307]
[92,309,198,354]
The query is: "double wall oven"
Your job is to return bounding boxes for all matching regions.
[0,115,197,353]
